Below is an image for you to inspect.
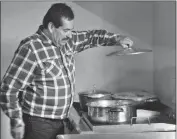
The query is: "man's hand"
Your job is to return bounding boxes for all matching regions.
[11,125,25,139]
[10,119,25,139]
[119,36,134,49]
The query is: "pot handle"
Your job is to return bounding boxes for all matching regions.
[109,108,124,112]
[144,98,159,103]
[108,108,124,122]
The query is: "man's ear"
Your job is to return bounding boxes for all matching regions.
[48,22,54,33]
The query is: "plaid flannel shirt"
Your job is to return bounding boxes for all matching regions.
[0,25,124,128]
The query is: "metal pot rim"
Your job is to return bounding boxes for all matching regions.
[87,93,111,98]
[86,100,138,108]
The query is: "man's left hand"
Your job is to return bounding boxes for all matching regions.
[119,36,133,49]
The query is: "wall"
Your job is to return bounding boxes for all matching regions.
[73,1,154,96]
[153,1,176,110]
[1,2,154,139]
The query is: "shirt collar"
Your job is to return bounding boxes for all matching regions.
[36,25,53,45]
[36,25,71,54]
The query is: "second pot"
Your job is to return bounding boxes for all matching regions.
[78,90,112,112]
[111,91,159,108]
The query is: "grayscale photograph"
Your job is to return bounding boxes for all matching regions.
[0,1,176,139]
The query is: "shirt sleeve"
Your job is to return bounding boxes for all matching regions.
[0,43,37,128]
[71,30,125,53]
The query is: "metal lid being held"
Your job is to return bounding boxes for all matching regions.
[106,47,152,56]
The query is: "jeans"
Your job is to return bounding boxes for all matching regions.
[23,113,65,139]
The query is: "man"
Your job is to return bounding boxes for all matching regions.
[0,3,133,139]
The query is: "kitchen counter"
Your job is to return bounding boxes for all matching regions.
[56,132,176,139]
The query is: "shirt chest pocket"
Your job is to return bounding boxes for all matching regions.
[65,52,75,65]
[40,58,63,77]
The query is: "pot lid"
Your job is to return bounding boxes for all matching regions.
[111,91,157,102]
[106,47,152,56]
[78,89,110,95]
[78,85,111,96]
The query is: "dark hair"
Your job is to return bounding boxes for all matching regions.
[43,3,74,29]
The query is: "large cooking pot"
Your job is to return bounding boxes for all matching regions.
[78,90,112,112]
[87,99,138,124]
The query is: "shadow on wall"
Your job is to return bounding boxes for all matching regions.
[74,68,153,102]
[74,47,153,92]
[154,66,176,108]
[74,1,154,45]
[100,69,153,93]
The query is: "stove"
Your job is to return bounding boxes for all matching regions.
[72,102,176,133]
[81,112,175,133]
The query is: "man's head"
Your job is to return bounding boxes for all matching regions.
[43,3,74,46]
